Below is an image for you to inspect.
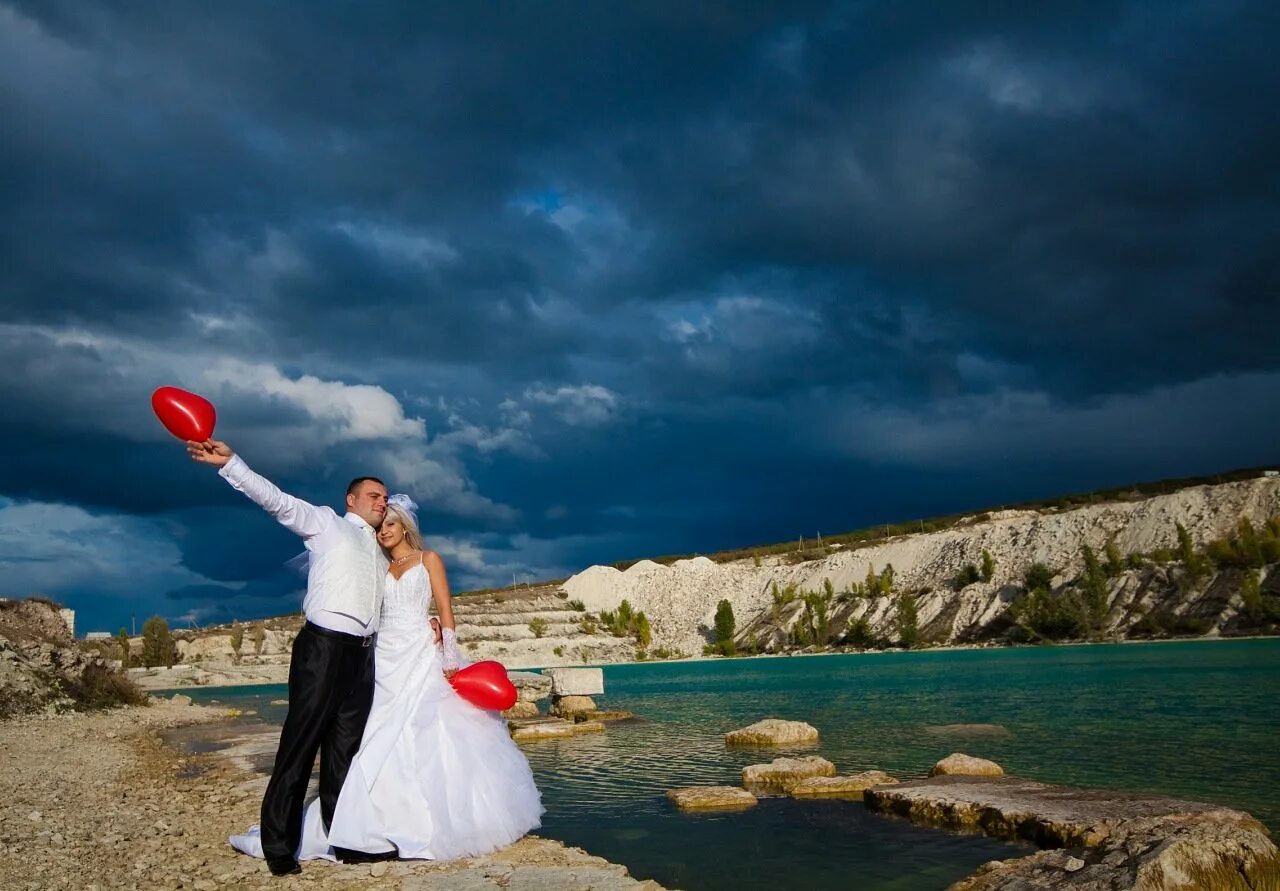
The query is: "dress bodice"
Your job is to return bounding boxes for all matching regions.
[381,562,432,630]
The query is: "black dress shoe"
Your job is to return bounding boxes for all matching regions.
[267,857,302,876]
[333,846,397,864]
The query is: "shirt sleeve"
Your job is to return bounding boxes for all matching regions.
[217,454,334,540]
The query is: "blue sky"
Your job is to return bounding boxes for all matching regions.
[1,1,1277,634]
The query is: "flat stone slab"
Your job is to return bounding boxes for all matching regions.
[510,719,578,742]
[742,755,836,791]
[790,771,898,798]
[667,786,759,812]
[508,670,553,701]
[544,667,604,696]
[866,775,1280,890]
[508,716,605,741]
[574,709,635,723]
[866,775,1233,846]
[724,718,819,747]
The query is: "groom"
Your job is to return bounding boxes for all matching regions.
[188,438,389,875]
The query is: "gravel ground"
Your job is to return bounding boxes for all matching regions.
[0,701,666,890]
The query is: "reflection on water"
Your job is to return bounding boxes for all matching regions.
[175,638,1280,891]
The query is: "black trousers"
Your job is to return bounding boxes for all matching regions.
[260,621,375,865]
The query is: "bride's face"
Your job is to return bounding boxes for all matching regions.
[378,516,405,550]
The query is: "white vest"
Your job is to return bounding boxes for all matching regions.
[303,520,385,626]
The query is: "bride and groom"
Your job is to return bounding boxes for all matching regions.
[187,440,543,876]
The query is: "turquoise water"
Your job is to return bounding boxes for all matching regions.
[181,639,1280,890]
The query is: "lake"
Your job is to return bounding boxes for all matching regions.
[180,638,1280,890]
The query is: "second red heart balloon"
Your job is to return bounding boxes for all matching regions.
[152,386,217,441]
[449,660,518,711]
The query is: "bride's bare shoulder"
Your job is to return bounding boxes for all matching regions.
[421,549,446,568]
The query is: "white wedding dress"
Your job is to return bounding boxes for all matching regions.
[231,563,544,861]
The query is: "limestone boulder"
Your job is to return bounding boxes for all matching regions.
[790,771,898,798]
[544,667,604,696]
[550,695,597,716]
[724,718,819,747]
[929,752,1005,778]
[666,786,758,811]
[503,701,540,719]
[742,755,836,791]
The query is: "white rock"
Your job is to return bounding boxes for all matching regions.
[544,667,604,696]
[929,752,1005,777]
[725,719,820,747]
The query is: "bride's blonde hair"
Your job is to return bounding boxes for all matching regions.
[383,502,425,552]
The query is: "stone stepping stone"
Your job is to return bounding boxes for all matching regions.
[742,755,836,792]
[724,718,819,746]
[667,786,759,811]
[790,771,899,797]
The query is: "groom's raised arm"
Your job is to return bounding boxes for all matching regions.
[188,439,332,540]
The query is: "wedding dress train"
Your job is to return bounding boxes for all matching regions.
[231,562,543,861]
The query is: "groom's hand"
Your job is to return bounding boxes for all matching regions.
[186,438,234,468]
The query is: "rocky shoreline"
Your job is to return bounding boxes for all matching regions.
[867,775,1280,890]
[0,700,667,890]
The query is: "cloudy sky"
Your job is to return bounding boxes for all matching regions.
[2,1,1277,634]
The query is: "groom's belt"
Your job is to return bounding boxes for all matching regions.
[303,621,376,647]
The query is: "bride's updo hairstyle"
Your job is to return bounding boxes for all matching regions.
[383,502,425,552]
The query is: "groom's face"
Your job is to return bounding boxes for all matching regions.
[347,480,389,528]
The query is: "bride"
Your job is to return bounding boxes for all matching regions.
[232,495,544,863]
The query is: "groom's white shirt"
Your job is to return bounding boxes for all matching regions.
[218,455,386,636]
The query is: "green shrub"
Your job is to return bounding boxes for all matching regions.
[63,663,148,711]
[1025,563,1054,591]
[1177,523,1207,579]
[980,550,996,582]
[954,564,981,590]
[529,617,549,639]
[1080,545,1109,630]
[897,592,919,648]
[842,616,876,648]
[714,600,736,655]
[141,616,177,668]
[252,624,265,656]
[116,629,131,668]
[1011,588,1087,640]
[229,622,243,659]
[567,599,586,612]
[1103,540,1124,577]
[636,612,652,648]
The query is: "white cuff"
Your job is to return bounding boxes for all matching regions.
[218,453,247,482]
[441,627,463,672]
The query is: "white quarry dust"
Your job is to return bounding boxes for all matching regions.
[562,478,1280,654]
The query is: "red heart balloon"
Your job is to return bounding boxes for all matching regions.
[449,660,518,711]
[151,386,217,441]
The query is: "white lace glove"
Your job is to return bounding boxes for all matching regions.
[440,626,464,673]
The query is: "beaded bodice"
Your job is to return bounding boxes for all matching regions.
[381,561,432,629]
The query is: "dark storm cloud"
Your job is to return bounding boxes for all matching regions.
[1,1,1277,630]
